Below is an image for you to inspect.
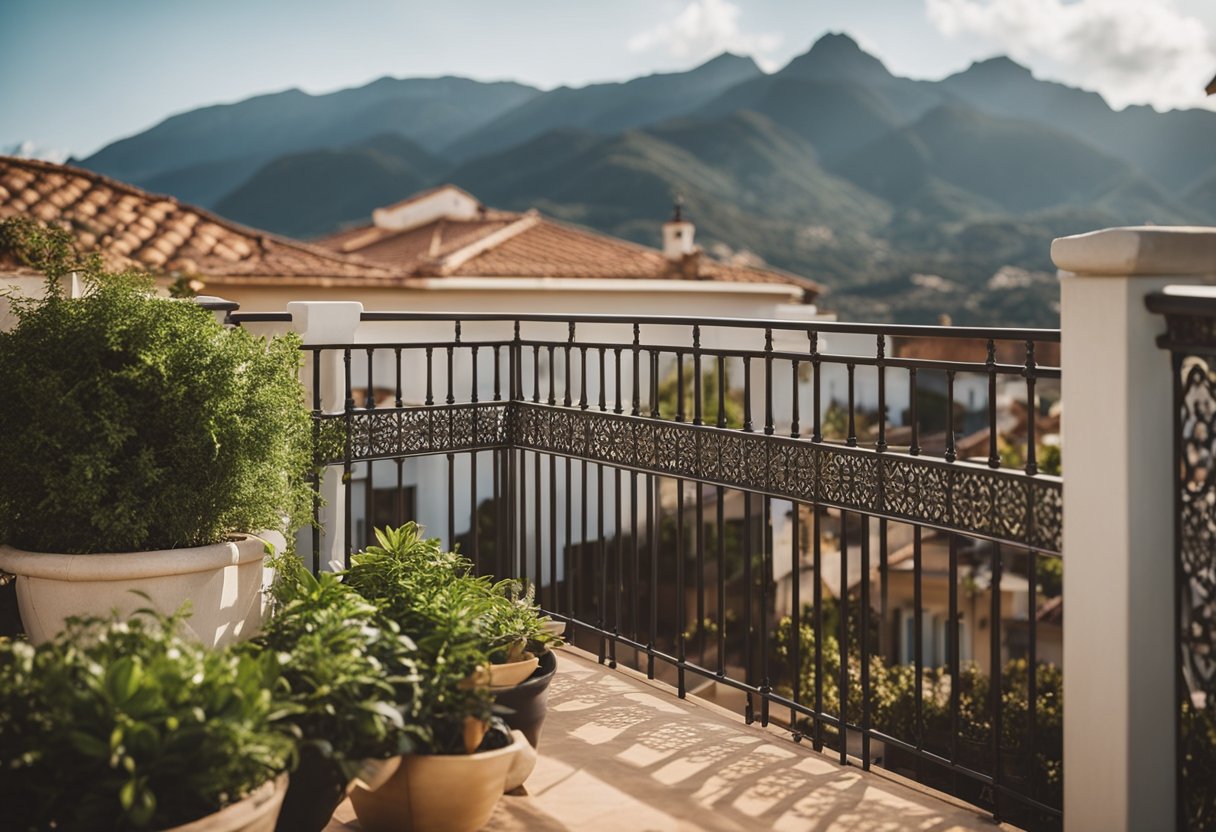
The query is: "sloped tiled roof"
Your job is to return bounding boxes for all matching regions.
[0,156,396,280]
[327,215,519,264]
[319,193,823,299]
[0,158,821,298]
[891,336,1060,368]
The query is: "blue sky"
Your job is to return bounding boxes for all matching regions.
[3,0,1216,158]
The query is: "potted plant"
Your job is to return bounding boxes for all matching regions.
[0,219,313,647]
[478,579,562,687]
[346,525,563,745]
[0,608,293,831]
[346,635,536,832]
[343,526,541,831]
[257,555,423,832]
[481,581,562,748]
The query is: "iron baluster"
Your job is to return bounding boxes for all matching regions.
[987,340,999,469]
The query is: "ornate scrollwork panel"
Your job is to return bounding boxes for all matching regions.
[333,403,510,462]
[1180,359,1216,723]
[331,402,1060,552]
[505,403,1060,552]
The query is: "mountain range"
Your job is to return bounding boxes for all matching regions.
[74,33,1216,326]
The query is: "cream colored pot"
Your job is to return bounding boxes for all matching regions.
[163,773,288,832]
[487,656,540,688]
[349,730,537,832]
[0,535,267,647]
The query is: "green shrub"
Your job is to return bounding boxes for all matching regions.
[260,555,424,779]
[344,525,494,754]
[0,610,292,831]
[347,524,562,664]
[772,609,1063,813]
[345,523,562,753]
[0,218,313,553]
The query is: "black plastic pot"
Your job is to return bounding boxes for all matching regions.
[275,745,348,832]
[493,649,557,748]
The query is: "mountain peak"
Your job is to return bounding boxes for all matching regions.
[813,32,864,52]
[964,55,1033,78]
[688,51,762,80]
[779,31,892,84]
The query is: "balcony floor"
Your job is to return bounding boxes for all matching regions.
[326,648,1006,831]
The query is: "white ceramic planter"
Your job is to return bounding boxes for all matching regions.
[163,773,288,832]
[349,730,537,832]
[0,535,268,647]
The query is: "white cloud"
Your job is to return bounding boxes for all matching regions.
[926,0,1216,111]
[627,0,783,71]
[3,140,67,164]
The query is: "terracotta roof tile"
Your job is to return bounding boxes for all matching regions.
[891,336,1060,367]
[0,156,397,281]
[1,159,822,298]
[319,209,822,298]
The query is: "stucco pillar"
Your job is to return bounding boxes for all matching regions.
[1053,226,1216,831]
[288,301,364,570]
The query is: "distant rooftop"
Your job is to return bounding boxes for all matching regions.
[0,158,821,300]
[318,184,823,300]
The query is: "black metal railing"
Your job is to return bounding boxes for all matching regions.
[1148,290,1216,832]
[232,309,1065,828]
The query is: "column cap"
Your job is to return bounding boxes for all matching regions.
[1052,226,1216,276]
[286,301,363,344]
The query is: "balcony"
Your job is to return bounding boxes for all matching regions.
[5,224,1212,831]
[325,647,999,832]
[229,302,1066,831]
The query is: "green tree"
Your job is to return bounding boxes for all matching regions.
[657,365,743,428]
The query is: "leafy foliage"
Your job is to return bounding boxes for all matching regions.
[345,523,562,753]
[0,609,292,831]
[772,605,1063,814]
[259,555,424,780]
[347,523,562,663]
[0,218,314,553]
[821,400,878,442]
[657,365,744,428]
[998,435,1063,477]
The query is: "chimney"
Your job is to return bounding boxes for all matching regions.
[662,199,696,261]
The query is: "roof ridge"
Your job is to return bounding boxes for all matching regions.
[436,212,541,274]
[517,212,821,292]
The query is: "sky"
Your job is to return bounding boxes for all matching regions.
[3,0,1216,160]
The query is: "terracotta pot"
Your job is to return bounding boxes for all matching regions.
[494,649,557,748]
[352,755,402,792]
[0,535,267,647]
[349,730,536,832]
[486,656,540,688]
[163,773,288,832]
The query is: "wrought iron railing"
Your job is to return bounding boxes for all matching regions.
[1148,289,1216,832]
[232,309,1064,829]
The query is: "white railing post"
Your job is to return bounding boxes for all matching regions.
[1053,226,1216,831]
[287,301,363,570]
